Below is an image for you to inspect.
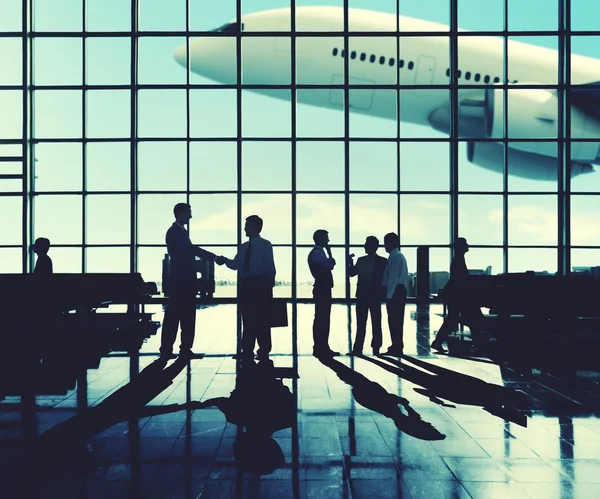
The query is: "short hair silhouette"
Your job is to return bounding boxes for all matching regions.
[366,236,379,247]
[454,237,468,247]
[313,229,328,244]
[245,215,263,233]
[384,232,400,249]
[34,237,50,254]
[173,203,190,218]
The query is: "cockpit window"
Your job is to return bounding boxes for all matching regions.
[214,22,244,33]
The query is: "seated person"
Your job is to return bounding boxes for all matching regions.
[33,237,53,275]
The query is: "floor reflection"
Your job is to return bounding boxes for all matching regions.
[1,303,600,499]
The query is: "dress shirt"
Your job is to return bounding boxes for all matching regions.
[226,235,276,285]
[308,245,336,270]
[166,222,216,284]
[382,248,409,300]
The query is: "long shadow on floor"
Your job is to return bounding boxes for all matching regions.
[319,356,446,441]
[361,355,529,426]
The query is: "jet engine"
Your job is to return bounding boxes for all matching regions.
[484,87,600,162]
[467,141,594,180]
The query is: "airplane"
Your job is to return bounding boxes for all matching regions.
[174,6,600,181]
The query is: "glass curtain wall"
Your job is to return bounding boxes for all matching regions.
[1,0,600,294]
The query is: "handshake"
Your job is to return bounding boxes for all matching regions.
[215,255,227,266]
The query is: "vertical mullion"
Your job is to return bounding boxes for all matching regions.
[185,0,191,206]
[561,0,572,274]
[343,1,350,303]
[290,2,298,367]
[557,0,565,274]
[82,0,86,273]
[502,0,509,273]
[22,0,30,273]
[130,0,138,274]
[450,0,459,261]
[396,0,401,247]
[235,0,243,360]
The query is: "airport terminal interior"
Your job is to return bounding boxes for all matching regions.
[2,0,600,498]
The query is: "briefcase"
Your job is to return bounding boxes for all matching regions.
[271,298,288,328]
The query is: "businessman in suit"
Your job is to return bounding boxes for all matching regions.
[217,215,276,361]
[348,236,388,356]
[308,229,339,358]
[161,203,221,359]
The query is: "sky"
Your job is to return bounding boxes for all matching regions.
[1,0,600,295]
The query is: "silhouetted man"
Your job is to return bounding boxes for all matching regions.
[218,215,276,361]
[348,236,388,355]
[431,237,486,353]
[382,232,408,356]
[33,237,53,275]
[308,229,339,357]
[161,203,220,358]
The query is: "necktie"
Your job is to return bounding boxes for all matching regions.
[242,241,253,273]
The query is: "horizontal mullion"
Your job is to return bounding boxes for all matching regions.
[0,157,23,162]
[0,174,23,179]
[27,190,572,196]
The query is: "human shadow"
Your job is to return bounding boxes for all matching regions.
[319,356,445,441]
[363,355,528,426]
[142,361,295,475]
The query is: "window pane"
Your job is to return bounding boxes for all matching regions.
[44,247,82,273]
[400,90,447,139]
[242,90,291,138]
[34,142,82,191]
[508,37,557,84]
[86,0,131,32]
[34,90,82,138]
[508,248,557,274]
[86,38,131,85]
[400,142,449,192]
[138,90,186,138]
[86,142,130,192]
[0,91,23,140]
[351,89,397,138]
[350,194,397,246]
[190,142,237,191]
[137,194,184,245]
[297,194,345,246]
[272,246,292,299]
[459,141,504,192]
[137,246,167,292]
[34,195,82,244]
[138,37,186,85]
[190,1,235,31]
[34,0,83,32]
[86,90,130,138]
[507,143,558,192]
[243,37,290,85]
[138,142,187,191]
[464,247,504,276]
[0,0,22,32]
[188,194,237,245]
[242,142,291,191]
[242,194,291,245]
[297,141,344,191]
[508,0,557,31]
[139,0,185,31]
[0,38,22,85]
[0,179,22,193]
[458,195,503,246]
[188,36,237,86]
[86,247,130,273]
[571,249,600,272]
[508,195,557,246]
[400,195,450,245]
[350,142,396,191]
[0,197,23,245]
[189,90,238,138]
[296,90,345,138]
[0,248,22,273]
[297,37,344,85]
[86,195,130,244]
[572,1,600,31]
[458,0,503,31]
[34,38,82,85]
[571,196,600,247]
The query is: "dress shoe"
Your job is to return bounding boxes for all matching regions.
[372,348,380,356]
[383,347,403,356]
[431,340,446,353]
[348,350,363,356]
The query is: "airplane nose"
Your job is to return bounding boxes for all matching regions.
[173,43,187,67]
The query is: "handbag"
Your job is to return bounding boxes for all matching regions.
[270,298,288,328]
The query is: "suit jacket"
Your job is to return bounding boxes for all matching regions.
[166,223,215,288]
[349,254,387,300]
[308,247,334,291]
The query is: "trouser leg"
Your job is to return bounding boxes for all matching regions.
[434,304,460,344]
[313,288,332,353]
[386,285,406,352]
[160,296,180,355]
[353,299,368,352]
[369,300,383,352]
[178,290,198,353]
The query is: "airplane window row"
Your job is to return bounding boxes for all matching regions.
[445,68,518,84]
[332,48,415,70]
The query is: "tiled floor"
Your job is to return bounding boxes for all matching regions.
[2,303,600,498]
